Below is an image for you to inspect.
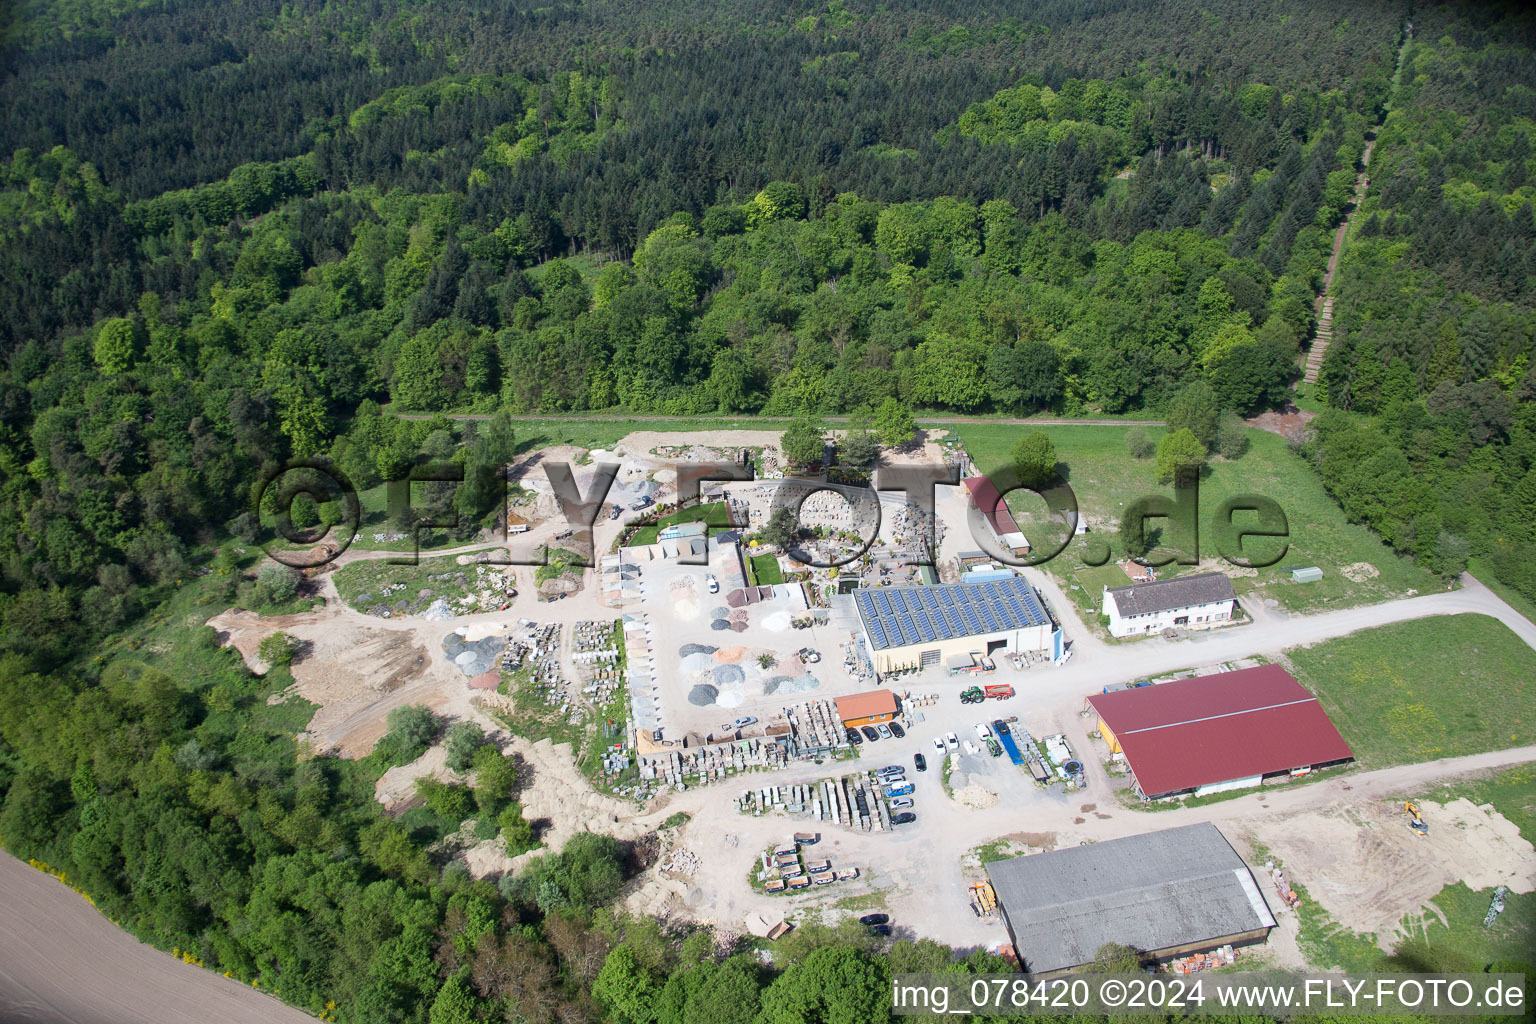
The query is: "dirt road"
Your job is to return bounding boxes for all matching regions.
[397,412,1163,427]
[653,739,1536,952]
[0,852,315,1024]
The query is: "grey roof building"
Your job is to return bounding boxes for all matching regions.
[1104,573,1236,618]
[984,822,1275,976]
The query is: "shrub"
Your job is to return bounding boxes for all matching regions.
[499,803,538,855]
[257,630,298,666]
[416,778,475,825]
[253,563,298,606]
[374,704,439,766]
[1215,413,1250,459]
[443,721,486,773]
[1125,427,1154,459]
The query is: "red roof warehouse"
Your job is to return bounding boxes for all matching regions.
[961,475,1021,536]
[1087,665,1353,799]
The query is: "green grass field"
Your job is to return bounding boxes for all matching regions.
[1066,562,1132,613]
[751,553,785,585]
[626,501,731,546]
[264,481,479,555]
[332,554,489,616]
[956,423,1442,615]
[1285,614,1536,769]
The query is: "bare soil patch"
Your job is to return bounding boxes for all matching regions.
[211,608,450,757]
[1251,797,1535,946]
[1247,405,1316,444]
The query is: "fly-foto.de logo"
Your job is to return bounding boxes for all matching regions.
[253,456,1288,570]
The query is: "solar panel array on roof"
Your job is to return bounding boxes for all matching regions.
[854,576,1051,650]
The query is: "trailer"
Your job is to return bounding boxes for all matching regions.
[764,879,787,892]
[810,871,835,885]
[793,831,820,845]
[992,719,1026,766]
[983,684,1014,699]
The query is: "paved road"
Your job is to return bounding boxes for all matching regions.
[1016,567,1536,709]
[665,735,1536,950]
[0,852,316,1024]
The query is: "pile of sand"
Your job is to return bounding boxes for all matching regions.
[955,784,999,809]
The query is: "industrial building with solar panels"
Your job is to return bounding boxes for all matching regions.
[853,577,1059,673]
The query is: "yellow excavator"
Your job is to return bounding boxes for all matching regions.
[1405,801,1428,836]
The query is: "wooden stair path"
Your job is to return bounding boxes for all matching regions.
[1303,138,1374,386]
[1303,296,1333,383]
[1300,25,1408,390]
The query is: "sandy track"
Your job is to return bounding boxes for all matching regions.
[0,852,314,1024]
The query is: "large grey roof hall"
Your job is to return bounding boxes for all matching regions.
[984,822,1275,976]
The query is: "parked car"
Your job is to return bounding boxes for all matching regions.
[706,574,719,593]
[889,722,906,739]
[944,732,959,751]
[884,782,913,797]
[858,913,889,927]
[732,716,757,729]
[913,753,927,772]
[861,726,880,742]
[932,736,944,753]
[876,723,893,739]
[877,765,905,777]
[798,647,821,663]
[889,796,914,809]
[891,812,917,825]
[846,728,863,746]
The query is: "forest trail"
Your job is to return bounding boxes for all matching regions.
[1304,25,1412,385]
[1303,142,1372,384]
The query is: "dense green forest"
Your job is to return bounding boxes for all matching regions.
[1311,3,1536,597]
[0,0,1532,1021]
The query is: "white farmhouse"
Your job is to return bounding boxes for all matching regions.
[1102,572,1238,638]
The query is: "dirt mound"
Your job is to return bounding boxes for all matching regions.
[1247,405,1316,444]
[1341,562,1380,583]
[1253,797,1535,947]
[955,784,998,809]
[1195,557,1259,579]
